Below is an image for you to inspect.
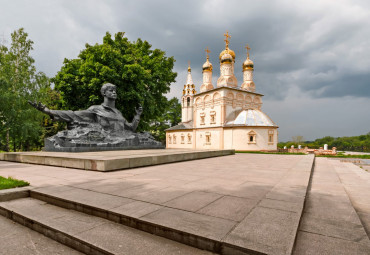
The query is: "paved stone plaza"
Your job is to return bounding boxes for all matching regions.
[0,153,369,254]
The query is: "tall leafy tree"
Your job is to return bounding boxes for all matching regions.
[52,32,177,131]
[149,97,181,143]
[0,28,49,151]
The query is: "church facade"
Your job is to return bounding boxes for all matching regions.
[166,32,278,151]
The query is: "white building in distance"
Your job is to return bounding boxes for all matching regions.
[166,32,278,151]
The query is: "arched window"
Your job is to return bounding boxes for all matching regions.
[210,111,216,124]
[187,97,190,107]
[248,131,256,144]
[205,132,211,145]
[200,112,205,125]
[187,134,192,144]
[268,130,274,144]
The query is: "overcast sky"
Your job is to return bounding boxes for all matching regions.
[1,0,369,141]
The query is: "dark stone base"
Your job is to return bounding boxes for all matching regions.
[43,129,164,152]
[43,144,165,152]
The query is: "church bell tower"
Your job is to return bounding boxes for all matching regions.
[181,62,196,122]
[241,44,256,92]
[200,47,214,92]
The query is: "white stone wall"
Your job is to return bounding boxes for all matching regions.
[195,129,221,150]
[226,127,278,151]
[166,131,194,149]
[166,127,277,151]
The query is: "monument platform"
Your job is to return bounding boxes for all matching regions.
[0,149,234,172]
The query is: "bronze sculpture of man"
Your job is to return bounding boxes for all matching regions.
[29,83,162,152]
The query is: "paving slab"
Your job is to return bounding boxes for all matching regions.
[294,231,370,255]
[259,198,303,213]
[111,201,163,218]
[53,187,135,210]
[77,221,214,255]
[130,186,191,204]
[0,216,82,255]
[164,191,223,212]
[197,196,258,222]
[224,206,300,255]
[0,149,235,171]
[140,207,236,241]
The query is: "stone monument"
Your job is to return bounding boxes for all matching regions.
[29,83,163,152]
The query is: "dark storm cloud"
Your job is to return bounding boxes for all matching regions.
[316,73,370,98]
[103,0,370,100]
[1,0,370,140]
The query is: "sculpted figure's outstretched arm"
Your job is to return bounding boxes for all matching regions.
[28,101,94,124]
[28,101,52,116]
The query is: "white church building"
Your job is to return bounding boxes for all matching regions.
[166,32,278,151]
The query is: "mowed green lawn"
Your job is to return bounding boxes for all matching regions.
[0,176,29,190]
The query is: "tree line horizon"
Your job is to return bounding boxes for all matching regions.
[279,134,370,152]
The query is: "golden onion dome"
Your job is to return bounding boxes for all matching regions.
[243,58,254,70]
[220,52,233,63]
[219,48,235,61]
[202,59,213,71]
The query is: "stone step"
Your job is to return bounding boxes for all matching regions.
[0,215,83,255]
[0,197,214,255]
[29,187,230,253]
[293,158,370,254]
[331,160,370,241]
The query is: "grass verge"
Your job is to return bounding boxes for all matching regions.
[0,176,29,190]
[316,154,370,159]
[236,151,306,155]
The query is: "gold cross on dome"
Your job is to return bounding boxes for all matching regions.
[205,47,210,59]
[224,31,231,48]
[245,44,251,58]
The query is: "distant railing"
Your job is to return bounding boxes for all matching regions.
[278,146,337,155]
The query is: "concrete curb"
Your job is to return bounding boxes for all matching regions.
[0,186,31,202]
[291,155,316,254]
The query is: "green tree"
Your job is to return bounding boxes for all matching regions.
[0,28,49,151]
[148,97,181,143]
[52,32,177,132]
[164,97,181,127]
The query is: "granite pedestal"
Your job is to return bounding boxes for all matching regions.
[0,149,234,172]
